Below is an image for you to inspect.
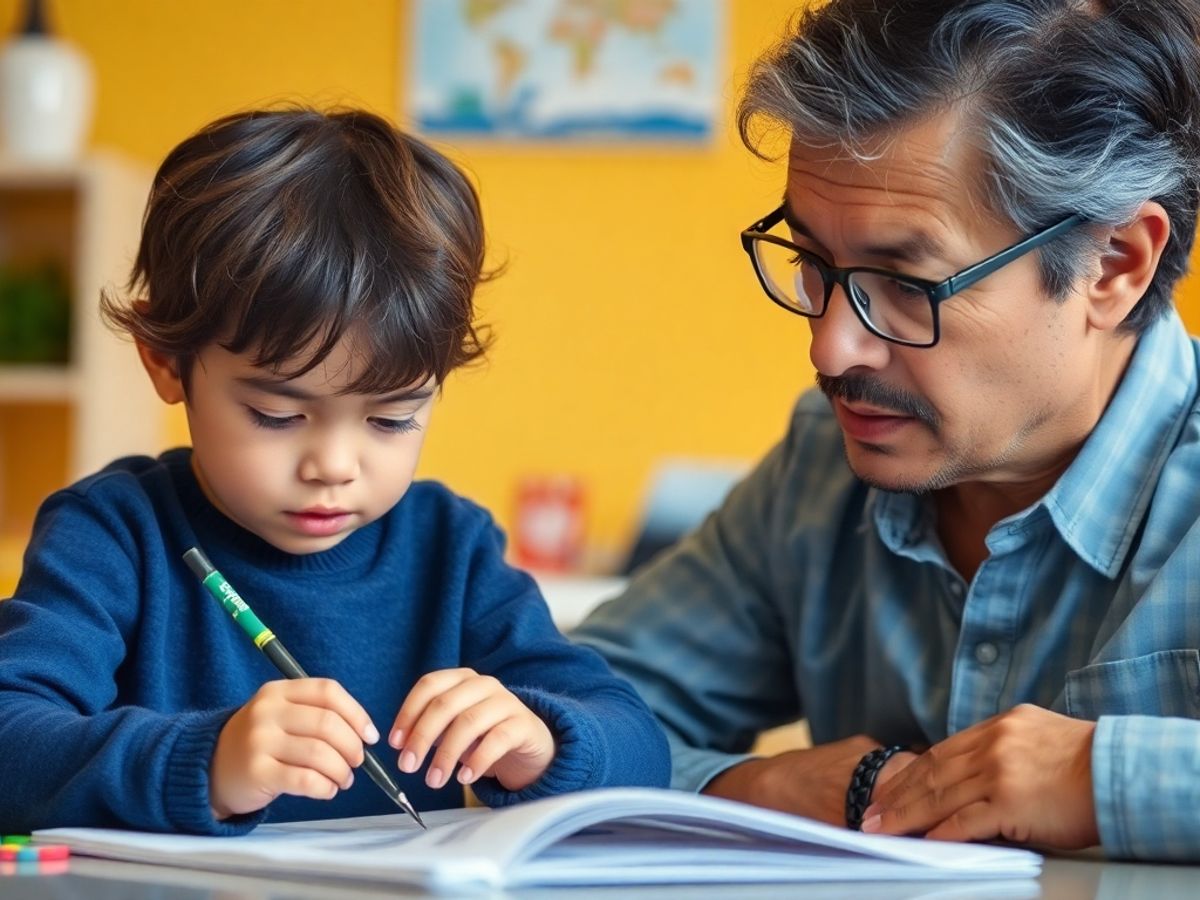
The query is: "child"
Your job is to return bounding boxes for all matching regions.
[0,108,669,835]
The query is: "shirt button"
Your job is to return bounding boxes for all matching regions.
[949,581,965,599]
[974,642,999,665]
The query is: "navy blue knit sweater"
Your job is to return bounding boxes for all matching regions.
[0,449,669,834]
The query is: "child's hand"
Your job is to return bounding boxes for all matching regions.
[210,678,379,820]
[388,668,555,792]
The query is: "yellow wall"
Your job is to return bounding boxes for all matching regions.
[4,0,1200,569]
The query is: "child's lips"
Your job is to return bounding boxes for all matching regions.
[286,508,352,536]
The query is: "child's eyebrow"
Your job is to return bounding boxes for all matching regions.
[235,375,434,404]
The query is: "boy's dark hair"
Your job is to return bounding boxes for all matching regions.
[102,107,492,391]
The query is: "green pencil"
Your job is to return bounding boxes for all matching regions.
[183,546,426,829]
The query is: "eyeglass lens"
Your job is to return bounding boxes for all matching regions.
[751,238,935,344]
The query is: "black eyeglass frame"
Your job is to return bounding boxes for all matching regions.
[739,205,1088,348]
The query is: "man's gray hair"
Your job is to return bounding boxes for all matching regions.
[739,0,1200,332]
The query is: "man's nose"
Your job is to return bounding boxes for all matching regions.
[298,431,360,485]
[807,285,891,377]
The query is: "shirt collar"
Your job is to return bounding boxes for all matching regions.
[1042,310,1196,577]
[870,311,1196,577]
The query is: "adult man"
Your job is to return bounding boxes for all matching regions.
[574,0,1200,860]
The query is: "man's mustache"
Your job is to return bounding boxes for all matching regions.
[816,373,940,431]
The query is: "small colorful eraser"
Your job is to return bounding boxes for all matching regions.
[0,848,16,862]
[14,848,38,862]
[0,836,29,845]
[31,845,69,861]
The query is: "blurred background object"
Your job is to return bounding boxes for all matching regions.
[0,261,69,362]
[513,473,587,573]
[0,0,93,161]
[411,0,720,143]
[621,457,746,574]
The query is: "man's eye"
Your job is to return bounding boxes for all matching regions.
[246,407,301,430]
[890,279,927,298]
[370,417,421,434]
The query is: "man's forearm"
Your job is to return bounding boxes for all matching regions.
[702,735,882,826]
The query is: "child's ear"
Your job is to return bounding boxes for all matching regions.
[136,340,186,405]
[1085,200,1171,333]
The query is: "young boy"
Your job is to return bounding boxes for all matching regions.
[0,108,669,835]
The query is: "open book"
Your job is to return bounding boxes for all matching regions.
[37,787,1042,892]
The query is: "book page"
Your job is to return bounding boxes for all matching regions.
[38,787,1042,892]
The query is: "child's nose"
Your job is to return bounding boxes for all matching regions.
[299,434,360,485]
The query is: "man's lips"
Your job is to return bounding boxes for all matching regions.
[285,508,352,537]
[833,398,914,442]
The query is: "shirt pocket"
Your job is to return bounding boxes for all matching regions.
[1064,649,1200,720]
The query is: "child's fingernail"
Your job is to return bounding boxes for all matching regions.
[364,723,380,745]
[343,773,355,790]
[400,750,418,773]
[427,767,445,789]
[861,814,882,833]
[389,729,403,749]
[457,766,474,784]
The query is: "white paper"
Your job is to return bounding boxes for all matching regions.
[37,787,1042,893]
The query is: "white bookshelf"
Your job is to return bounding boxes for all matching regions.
[0,152,159,515]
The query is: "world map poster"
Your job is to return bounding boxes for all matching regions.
[409,0,722,141]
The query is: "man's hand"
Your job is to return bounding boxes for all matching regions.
[862,704,1099,849]
[702,735,919,826]
[210,678,379,820]
[389,668,555,792]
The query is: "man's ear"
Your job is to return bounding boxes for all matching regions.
[1086,200,1171,332]
[136,340,186,405]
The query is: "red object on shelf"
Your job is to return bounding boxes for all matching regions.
[513,475,585,572]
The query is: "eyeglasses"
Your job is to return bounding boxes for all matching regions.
[739,205,1086,348]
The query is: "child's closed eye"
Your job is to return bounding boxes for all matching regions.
[246,406,302,430]
[369,417,421,435]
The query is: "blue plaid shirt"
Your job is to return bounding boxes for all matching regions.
[575,310,1200,861]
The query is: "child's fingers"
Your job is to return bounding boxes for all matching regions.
[459,716,532,784]
[271,735,357,793]
[389,668,481,749]
[264,756,344,802]
[277,678,380,745]
[277,704,366,772]
[424,700,511,788]
[396,674,503,774]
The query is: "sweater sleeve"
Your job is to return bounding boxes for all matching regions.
[0,487,261,834]
[453,514,671,807]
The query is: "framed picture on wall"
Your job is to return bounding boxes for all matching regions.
[408,0,723,142]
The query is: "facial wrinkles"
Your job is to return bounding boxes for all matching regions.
[789,154,965,260]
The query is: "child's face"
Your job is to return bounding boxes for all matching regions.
[169,337,435,554]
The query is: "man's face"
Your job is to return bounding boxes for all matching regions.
[182,336,435,554]
[787,112,1102,493]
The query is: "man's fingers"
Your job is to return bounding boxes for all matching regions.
[864,771,987,836]
[924,801,1003,843]
[871,742,975,810]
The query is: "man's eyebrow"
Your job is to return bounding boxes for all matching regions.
[236,376,435,404]
[781,201,948,265]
